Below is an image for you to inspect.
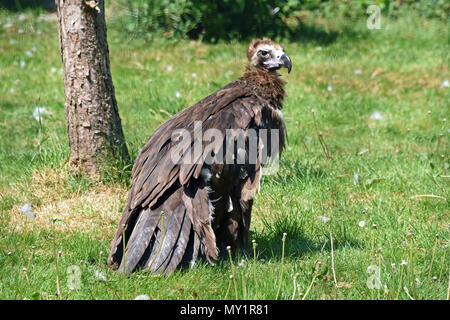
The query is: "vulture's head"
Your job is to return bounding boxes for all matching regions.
[247,38,292,74]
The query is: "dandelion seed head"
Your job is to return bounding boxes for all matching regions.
[370,110,384,121]
[32,106,50,122]
[358,220,365,228]
[20,203,36,219]
[317,215,330,223]
[94,270,107,281]
[353,173,361,185]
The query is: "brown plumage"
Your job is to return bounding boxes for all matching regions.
[107,39,292,275]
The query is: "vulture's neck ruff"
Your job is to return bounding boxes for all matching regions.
[243,66,286,110]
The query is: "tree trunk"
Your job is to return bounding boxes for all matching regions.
[56,0,129,176]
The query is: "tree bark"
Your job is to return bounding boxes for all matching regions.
[56,0,129,176]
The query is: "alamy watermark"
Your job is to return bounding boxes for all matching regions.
[366,5,381,30]
[366,265,382,290]
[67,265,82,291]
[169,121,281,175]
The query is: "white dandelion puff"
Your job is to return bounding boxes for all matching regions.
[20,203,36,219]
[370,110,384,121]
[353,173,361,185]
[317,215,330,223]
[32,106,50,122]
[94,270,107,281]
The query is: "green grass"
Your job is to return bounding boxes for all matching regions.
[0,5,449,300]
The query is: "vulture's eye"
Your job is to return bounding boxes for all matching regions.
[260,50,269,57]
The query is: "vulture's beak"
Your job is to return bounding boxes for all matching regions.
[264,53,292,73]
[280,53,292,74]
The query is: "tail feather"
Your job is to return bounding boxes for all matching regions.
[160,209,192,274]
[109,183,216,275]
[118,207,161,275]
[148,204,186,272]
[179,229,201,269]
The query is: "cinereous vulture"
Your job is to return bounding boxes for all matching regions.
[108,38,292,275]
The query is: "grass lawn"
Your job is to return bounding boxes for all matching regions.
[0,4,448,300]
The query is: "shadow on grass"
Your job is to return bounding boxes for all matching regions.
[249,211,363,262]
